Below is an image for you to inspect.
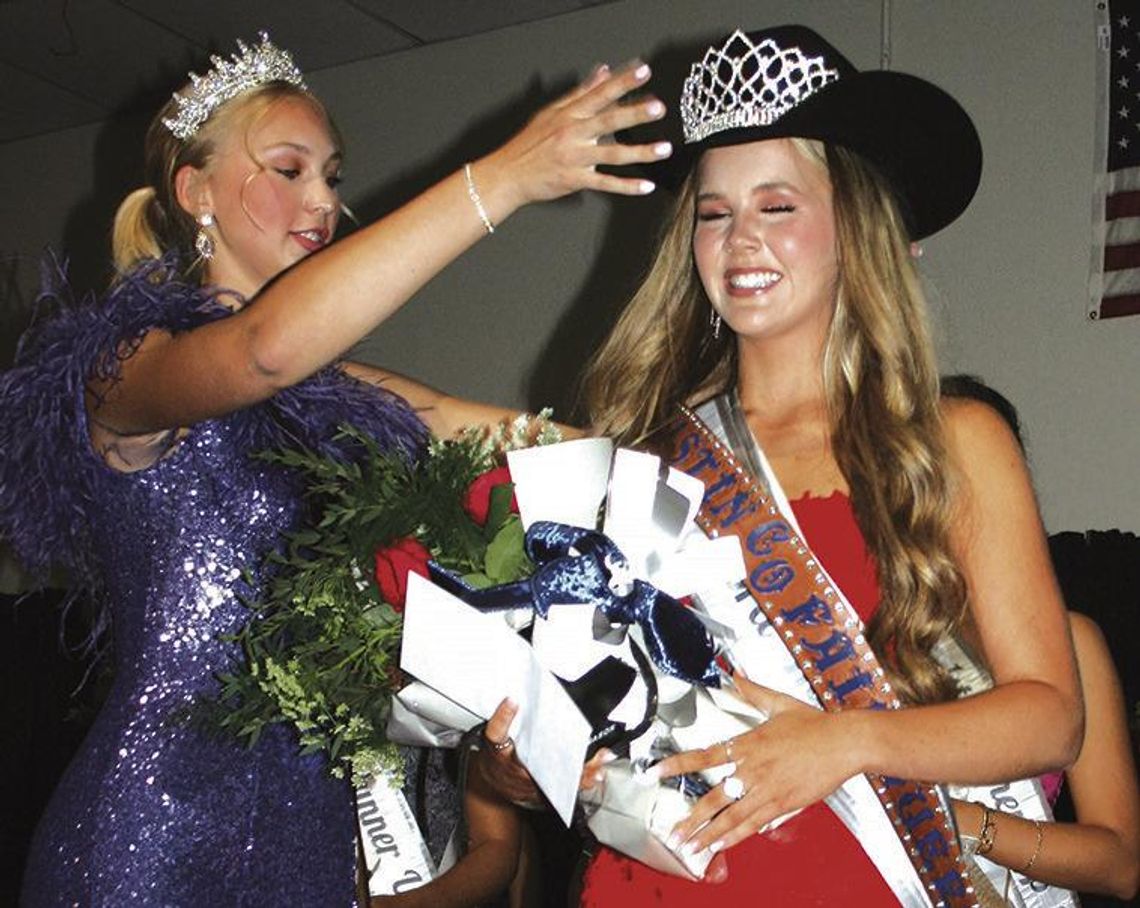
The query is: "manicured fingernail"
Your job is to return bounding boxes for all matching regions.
[645,99,665,118]
[681,840,701,858]
[504,697,518,711]
[666,831,682,850]
[709,840,725,854]
[653,141,672,158]
[599,749,619,764]
[638,180,656,195]
[634,63,651,80]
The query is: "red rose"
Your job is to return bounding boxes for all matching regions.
[373,537,431,612]
[462,465,518,526]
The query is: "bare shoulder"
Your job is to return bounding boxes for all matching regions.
[939,396,1030,511]
[940,395,1023,465]
[1068,611,1116,683]
[1069,611,1105,650]
[939,395,1044,563]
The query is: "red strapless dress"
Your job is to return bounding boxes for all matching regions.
[578,491,901,907]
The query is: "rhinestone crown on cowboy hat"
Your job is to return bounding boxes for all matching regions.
[162,31,306,140]
[673,24,982,239]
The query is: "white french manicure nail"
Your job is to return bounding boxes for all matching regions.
[653,141,672,158]
[635,63,650,79]
[639,180,656,195]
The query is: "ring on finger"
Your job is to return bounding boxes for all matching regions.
[724,738,735,763]
[723,774,746,801]
[487,736,514,752]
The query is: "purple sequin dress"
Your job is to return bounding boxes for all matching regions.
[1,260,427,906]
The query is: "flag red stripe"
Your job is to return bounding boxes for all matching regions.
[1098,293,1140,318]
[1105,189,1140,219]
[1103,241,1140,270]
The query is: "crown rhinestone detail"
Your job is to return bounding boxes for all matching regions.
[162,32,306,140]
[681,30,841,144]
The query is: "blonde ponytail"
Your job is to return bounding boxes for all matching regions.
[111,186,164,273]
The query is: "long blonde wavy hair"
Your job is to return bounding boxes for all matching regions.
[582,140,967,704]
[111,81,339,283]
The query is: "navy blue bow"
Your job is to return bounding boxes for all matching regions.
[428,520,719,687]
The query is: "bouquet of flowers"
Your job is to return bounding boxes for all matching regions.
[211,413,561,787]
[213,413,758,885]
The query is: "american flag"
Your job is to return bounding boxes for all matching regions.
[1094,0,1140,318]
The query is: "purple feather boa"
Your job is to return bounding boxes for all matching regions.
[0,255,427,598]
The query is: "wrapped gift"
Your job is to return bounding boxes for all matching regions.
[396,439,753,873]
[580,759,713,880]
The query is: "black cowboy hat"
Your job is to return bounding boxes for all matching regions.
[665,24,982,240]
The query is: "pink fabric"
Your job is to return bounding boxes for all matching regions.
[1039,771,1064,805]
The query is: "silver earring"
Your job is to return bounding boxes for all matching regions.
[195,212,215,260]
[710,309,722,340]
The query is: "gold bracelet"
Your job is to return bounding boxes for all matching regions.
[976,802,997,856]
[1021,819,1044,874]
[463,162,495,235]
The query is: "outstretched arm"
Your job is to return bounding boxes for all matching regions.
[88,63,669,439]
[341,362,585,441]
[953,612,1139,900]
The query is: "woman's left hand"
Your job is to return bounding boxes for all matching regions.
[652,673,858,858]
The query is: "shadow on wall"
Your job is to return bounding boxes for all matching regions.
[57,103,153,296]
[341,31,720,422]
[0,75,174,372]
[347,71,558,230]
[524,31,719,419]
[0,253,32,370]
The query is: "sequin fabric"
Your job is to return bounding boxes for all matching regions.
[3,259,427,906]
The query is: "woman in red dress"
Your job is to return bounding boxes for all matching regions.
[482,23,1084,906]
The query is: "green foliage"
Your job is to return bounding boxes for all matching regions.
[210,417,557,786]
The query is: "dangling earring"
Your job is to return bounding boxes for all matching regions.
[710,309,722,340]
[195,212,215,260]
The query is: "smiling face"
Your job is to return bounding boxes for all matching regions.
[179,94,342,300]
[693,138,839,352]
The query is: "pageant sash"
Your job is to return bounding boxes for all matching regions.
[669,400,978,908]
[935,637,1080,908]
[356,775,435,896]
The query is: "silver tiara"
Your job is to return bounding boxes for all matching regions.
[162,32,307,140]
[680,30,840,144]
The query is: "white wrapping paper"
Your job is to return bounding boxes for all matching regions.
[400,572,592,824]
[581,760,714,880]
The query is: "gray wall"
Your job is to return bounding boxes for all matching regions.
[1,0,1136,534]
